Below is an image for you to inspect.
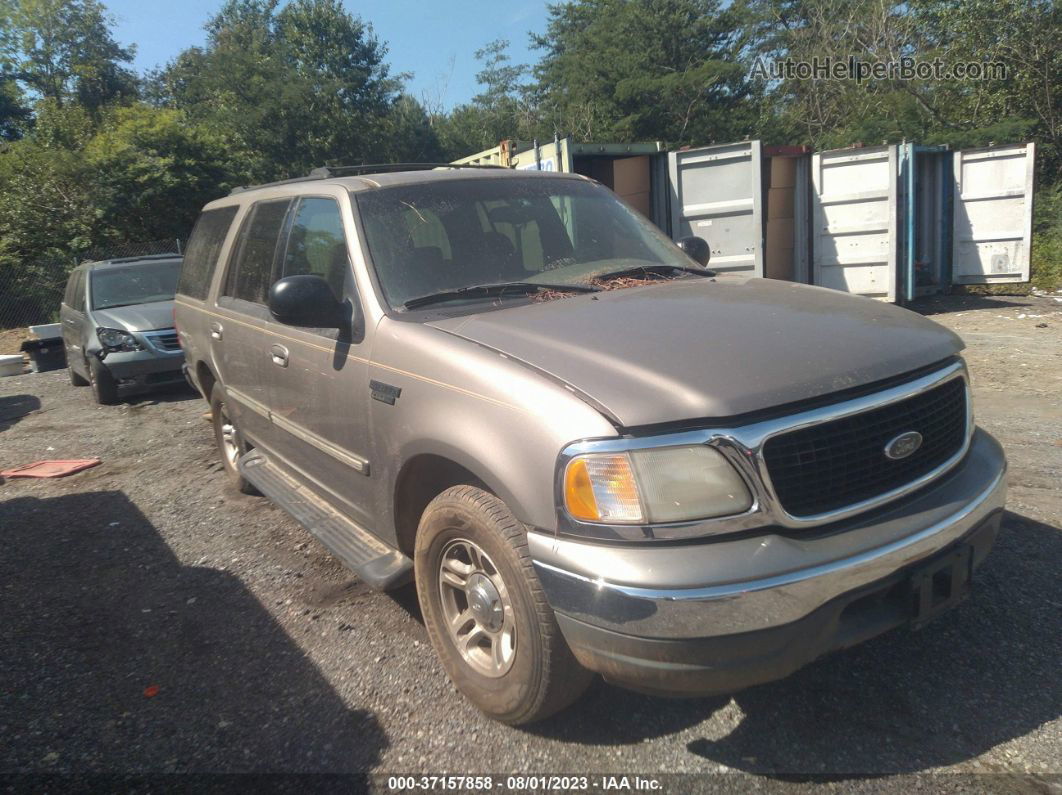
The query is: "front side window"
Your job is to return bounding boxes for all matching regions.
[224,199,291,304]
[90,260,181,310]
[281,197,349,300]
[355,177,690,310]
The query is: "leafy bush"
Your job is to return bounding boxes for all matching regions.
[1032,184,1062,292]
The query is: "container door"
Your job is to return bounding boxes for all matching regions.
[951,143,1035,285]
[668,140,763,276]
[899,144,953,302]
[811,145,899,301]
[511,138,573,173]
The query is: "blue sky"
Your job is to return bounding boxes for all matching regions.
[106,0,550,109]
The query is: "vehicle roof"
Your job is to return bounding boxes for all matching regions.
[79,253,183,271]
[205,167,589,209]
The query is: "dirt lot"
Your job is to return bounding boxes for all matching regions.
[1,294,1060,789]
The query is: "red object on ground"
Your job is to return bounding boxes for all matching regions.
[0,458,101,478]
[143,685,160,698]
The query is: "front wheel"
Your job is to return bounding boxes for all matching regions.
[415,486,592,725]
[68,362,89,387]
[88,359,118,405]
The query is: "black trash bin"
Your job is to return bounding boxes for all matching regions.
[20,338,67,373]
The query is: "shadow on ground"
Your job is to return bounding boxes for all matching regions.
[0,394,41,433]
[530,511,1061,777]
[911,295,1033,317]
[124,382,200,406]
[0,491,386,774]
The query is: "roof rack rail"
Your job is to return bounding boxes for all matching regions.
[229,162,506,194]
[309,163,507,178]
[229,173,330,195]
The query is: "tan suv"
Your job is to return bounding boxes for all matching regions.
[176,164,1006,724]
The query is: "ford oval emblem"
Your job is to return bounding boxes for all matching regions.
[884,431,923,460]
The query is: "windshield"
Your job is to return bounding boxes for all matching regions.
[90,259,181,310]
[354,177,697,310]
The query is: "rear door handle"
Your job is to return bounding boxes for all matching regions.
[270,344,289,367]
[209,322,223,340]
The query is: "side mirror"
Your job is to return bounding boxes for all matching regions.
[268,275,346,329]
[676,236,711,267]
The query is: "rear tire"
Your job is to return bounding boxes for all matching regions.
[210,385,257,494]
[415,486,592,725]
[88,359,119,405]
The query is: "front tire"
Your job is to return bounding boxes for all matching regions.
[68,362,89,387]
[210,385,257,494]
[415,486,592,725]
[88,359,118,405]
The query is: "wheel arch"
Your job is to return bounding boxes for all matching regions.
[392,450,522,558]
[195,360,217,402]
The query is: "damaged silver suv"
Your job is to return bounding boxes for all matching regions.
[61,254,186,404]
[176,165,1006,725]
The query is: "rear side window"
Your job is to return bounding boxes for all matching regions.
[178,206,239,300]
[281,197,349,300]
[66,270,86,311]
[224,199,291,304]
[63,270,79,307]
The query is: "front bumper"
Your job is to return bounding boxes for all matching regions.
[97,349,185,388]
[530,428,1007,696]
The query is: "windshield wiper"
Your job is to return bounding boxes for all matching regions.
[402,281,599,310]
[591,263,714,281]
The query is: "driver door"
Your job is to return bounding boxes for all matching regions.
[262,195,375,528]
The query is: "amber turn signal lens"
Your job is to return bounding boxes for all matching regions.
[564,457,600,521]
[563,453,645,523]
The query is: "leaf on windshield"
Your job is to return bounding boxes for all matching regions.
[529,275,664,302]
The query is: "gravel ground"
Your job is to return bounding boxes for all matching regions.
[1,294,1060,790]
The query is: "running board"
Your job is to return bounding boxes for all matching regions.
[238,450,413,590]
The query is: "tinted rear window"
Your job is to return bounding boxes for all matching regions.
[177,206,239,300]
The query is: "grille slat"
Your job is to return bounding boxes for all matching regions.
[763,378,968,517]
[144,329,181,351]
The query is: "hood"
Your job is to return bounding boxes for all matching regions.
[91,300,175,333]
[429,277,964,428]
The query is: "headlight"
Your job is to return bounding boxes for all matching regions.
[563,445,753,524]
[96,327,141,351]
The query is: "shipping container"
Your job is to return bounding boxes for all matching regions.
[453,138,1036,301]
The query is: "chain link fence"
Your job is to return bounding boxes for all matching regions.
[0,239,184,333]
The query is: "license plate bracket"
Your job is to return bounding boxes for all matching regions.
[910,545,973,628]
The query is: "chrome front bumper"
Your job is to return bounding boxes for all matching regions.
[531,428,1006,641]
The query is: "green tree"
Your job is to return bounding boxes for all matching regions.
[0,72,31,139]
[151,0,405,180]
[380,94,444,162]
[910,0,1060,181]
[531,0,752,144]
[85,104,234,242]
[434,39,536,157]
[0,0,137,117]
[738,0,1059,175]
[0,101,233,323]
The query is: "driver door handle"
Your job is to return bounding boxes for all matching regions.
[209,322,223,340]
[270,344,289,367]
